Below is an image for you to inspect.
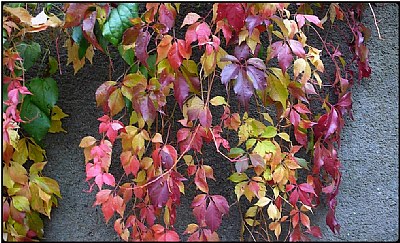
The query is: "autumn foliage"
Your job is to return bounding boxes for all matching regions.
[2,2,372,242]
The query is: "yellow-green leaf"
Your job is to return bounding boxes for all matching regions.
[51,105,69,120]
[210,96,227,106]
[12,138,28,164]
[27,139,45,163]
[49,120,67,133]
[255,196,272,207]
[278,132,290,142]
[245,206,258,218]
[12,196,30,212]
[108,88,125,116]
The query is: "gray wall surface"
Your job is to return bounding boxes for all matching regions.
[38,3,398,241]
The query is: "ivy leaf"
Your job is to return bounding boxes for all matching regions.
[245,15,263,35]
[234,69,253,108]
[181,12,201,28]
[12,196,30,212]
[148,178,170,208]
[246,65,266,90]
[234,43,250,61]
[288,40,305,58]
[235,156,249,173]
[267,72,288,109]
[102,3,138,46]
[135,29,150,68]
[270,41,292,73]
[156,35,173,63]
[160,145,177,170]
[174,71,189,109]
[168,41,183,70]
[20,96,51,142]
[221,63,239,86]
[195,167,209,193]
[108,88,125,116]
[159,4,176,33]
[195,22,211,45]
[26,77,58,117]
[82,10,104,52]
[216,3,245,32]
[16,41,41,72]
[64,3,92,28]
[205,200,221,232]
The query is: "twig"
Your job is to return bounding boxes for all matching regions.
[368,3,384,40]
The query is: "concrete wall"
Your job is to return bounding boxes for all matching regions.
[40,3,398,241]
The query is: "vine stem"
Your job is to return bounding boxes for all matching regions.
[368,3,384,40]
[131,124,201,190]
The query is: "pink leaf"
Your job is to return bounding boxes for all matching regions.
[103,173,115,186]
[205,200,222,232]
[159,4,175,32]
[211,195,229,215]
[174,71,189,109]
[288,40,305,58]
[135,29,150,68]
[195,22,211,45]
[181,12,201,27]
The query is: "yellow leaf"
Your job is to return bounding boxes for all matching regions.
[108,88,125,116]
[200,51,216,77]
[267,203,280,220]
[255,196,271,207]
[79,136,97,148]
[152,133,163,143]
[238,29,248,45]
[85,45,94,64]
[28,139,45,163]
[245,206,258,218]
[314,71,323,88]
[12,138,28,164]
[277,132,290,142]
[51,105,69,120]
[216,47,230,70]
[245,218,260,226]
[210,96,227,106]
[294,58,306,80]
[247,28,260,54]
[49,120,66,133]
[262,112,274,125]
[38,186,51,203]
[3,6,33,25]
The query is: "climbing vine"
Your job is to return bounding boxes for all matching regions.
[3,2,373,242]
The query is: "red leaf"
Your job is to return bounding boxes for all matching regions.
[305,225,323,238]
[298,189,312,206]
[135,29,150,68]
[191,194,207,208]
[96,81,116,112]
[289,189,299,207]
[294,103,311,114]
[326,205,340,234]
[103,173,115,186]
[101,199,114,223]
[300,212,311,230]
[271,41,293,73]
[211,195,229,215]
[192,194,207,225]
[82,11,104,52]
[160,145,177,170]
[324,107,339,140]
[64,3,92,28]
[195,22,211,45]
[177,39,192,59]
[298,183,316,195]
[199,106,212,128]
[157,230,180,241]
[185,22,199,45]
[138,96,157,124]
[174,71,189,109]
[292,212,299,228]
[148,178,170,208]
[205,201,222,232]
[159,4,176,32]
[216,3,245,32]
[195,167,209,193]
[168,42,183,70]
[181,12,201,28]
[216,20,232,45]
[3,201,10,222]
[289,225,302,242]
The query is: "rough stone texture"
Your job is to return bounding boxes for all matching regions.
[39,3,398,242]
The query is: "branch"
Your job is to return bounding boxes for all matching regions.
[368,3,384,40]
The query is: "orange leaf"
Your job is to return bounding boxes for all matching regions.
[156,35,173,63]
[108,89,125,116]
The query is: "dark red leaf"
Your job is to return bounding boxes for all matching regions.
[324,107,339,140]
[135,29,150,68]
[205,200,222,232]
[216,3,245,32]
[234,68,253,108]
[174,71,189,109]
[289,189,299,206]
[292,212,300,228]
[326,207,340,234]
[298,183,316,195]
[156,230,180,241]
[234,43,250,61]
[305,225,323,238]
[148,178,170,208]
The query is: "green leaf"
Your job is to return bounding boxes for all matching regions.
[16,41,41,72]
[228,172,249,183]
[268,72,288,109]
[27,77,58,117]
[72,26,89,60]
[27,212,44,238]
[253,140,276,157]
[295,157,309,170]
[48,56,58,75]
[261,126,277,138]
[2,83,9,111]
[118,44,135,66]
[12,195,30,212]
[102,3,138,46]
[228,147,245,158]
[20,96,51,142]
